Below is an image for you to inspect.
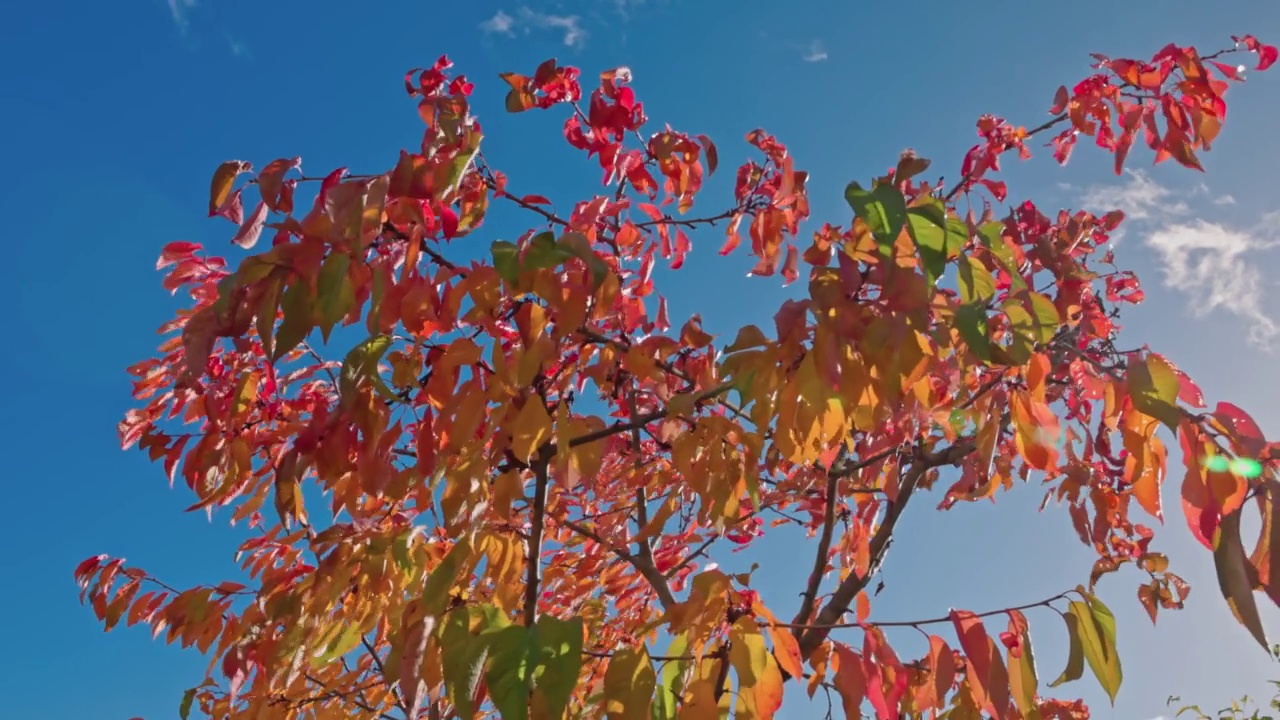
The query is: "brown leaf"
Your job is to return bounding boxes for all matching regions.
[1214,509,1270,649]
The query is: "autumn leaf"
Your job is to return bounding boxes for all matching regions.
[1128,353,1182,431]
[845,181,908,256]
[511,398,553,464]
[208,160,251,216]
[604,646,656,719]
[88,37,1280,720]
[1214,509,1270,650]
[1068,596,1122,704]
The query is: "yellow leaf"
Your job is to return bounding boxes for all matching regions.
[208,160,249,215]
[511,397,553,463]
[604,646,656,719]
[728,617,784,719]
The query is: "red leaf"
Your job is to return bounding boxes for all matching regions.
[1213,401,1268,458]
[212,186,246,225]
[157,242,201,270]
[949,609,1011,719]
[257,157,302,212]
[232,201,270,249]
[1050,85,1070,114]
[781,244,800,285]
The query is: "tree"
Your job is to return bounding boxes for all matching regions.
[76,33,1280,720]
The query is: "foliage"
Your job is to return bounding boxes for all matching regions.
[76,34,1280,720]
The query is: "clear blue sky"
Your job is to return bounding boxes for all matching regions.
[3,1,1280,718]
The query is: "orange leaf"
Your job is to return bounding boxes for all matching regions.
[831,644,867,718]
[949,610,1011,720]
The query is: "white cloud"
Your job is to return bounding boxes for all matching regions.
[1078,171,1279,348]
[480,10,516,35]
[802,39,828,63]
[480,7,587,48]
[167,0,198,33]
[1079,170,1189,221]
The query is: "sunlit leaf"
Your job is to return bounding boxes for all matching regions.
[1069,597,1122,704]
[1129,353,1182,431]
[845,181,908,256]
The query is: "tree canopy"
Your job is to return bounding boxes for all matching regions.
[76,33,1280,720]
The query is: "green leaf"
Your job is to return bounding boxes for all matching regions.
[905,200,953,287]
[316,252,353,343]
[956,304,992,362]
[339,335,395,405]
[441,607,502,720]
[486,625,536,720]
[605,646,656,720]
[391,528,416,575]
[1049,611,1084,688]
[315,623,365,664]
[524,231,574,272]
[1010,631,1041,720]
[958,256,996,305]
[558,231,612,291]
[179,688,197,720]
[492,240,520,284]
[274,279,314,362]
[1023,291,1061,343]
[255,273,284,361]
[652,633,688,720]
[1128,353,1182,431]
[1214,509,1271,651]
[1001,301,1037,365]
[978,221,1027,291]
[532,615,584,719]
[423,534,475,616]
[845,181,908,256]
[1070,597,1122,704]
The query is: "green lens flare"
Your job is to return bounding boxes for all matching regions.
[1230,457,1263,479]
[1201,454,1264,478]
[1205,455,1231,472]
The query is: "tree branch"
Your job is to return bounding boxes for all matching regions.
[791,461,842,635]
[566,382,734,449]
[524,458,552,626]
[558,515,677,610]
[359,637,406,717]
[796,439,975,660]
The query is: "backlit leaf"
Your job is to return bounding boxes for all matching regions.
[532,614,584,719]
[1129,353,1182,431]
[845,181,908,256]
[1069,597,1122,704]
[486,625,535,720]
[958,256,996,305]
[905,200,954,286]
[603,646,655,720]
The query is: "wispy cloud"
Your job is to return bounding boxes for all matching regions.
[480,7,587,49]
[226,35,251,60]
[166,0,198,34]
[802,39,828,63]
[1077,171,1280,347]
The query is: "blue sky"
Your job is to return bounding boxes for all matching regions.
[3,1,1280,718]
